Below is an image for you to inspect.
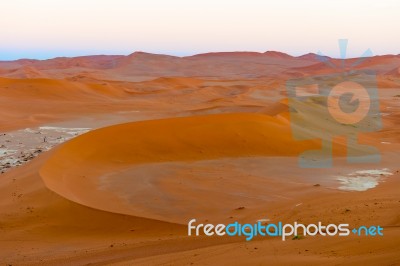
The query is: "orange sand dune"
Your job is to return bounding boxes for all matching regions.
[0,77,128,100]
[0,77,153,130]
[1,52,399,81]
[40,113,319,222]
[7,66,49,79]
[386,66,400,76]
[40,113,315,169]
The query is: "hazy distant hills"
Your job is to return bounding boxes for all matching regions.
[0,51,399,81]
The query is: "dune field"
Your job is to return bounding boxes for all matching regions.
[0,52,399,265]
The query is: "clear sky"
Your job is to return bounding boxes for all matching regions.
[1,0,399,60]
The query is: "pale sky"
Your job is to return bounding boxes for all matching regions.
[0,0,399,60]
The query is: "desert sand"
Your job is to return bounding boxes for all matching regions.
[0,52,399,265]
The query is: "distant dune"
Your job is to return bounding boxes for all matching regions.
[2,51,398,81]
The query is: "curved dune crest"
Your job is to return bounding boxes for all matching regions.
[40,113,318,221]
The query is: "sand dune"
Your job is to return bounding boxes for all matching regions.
[0,77,122,100]
[1,52,398,81]
[39,113,319,222]
[386,66,400,76]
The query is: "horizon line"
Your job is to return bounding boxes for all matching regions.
[1,50,400,62]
